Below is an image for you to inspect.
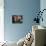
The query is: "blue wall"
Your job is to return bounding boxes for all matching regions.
[4,0,40,42]
[40,0,46,27]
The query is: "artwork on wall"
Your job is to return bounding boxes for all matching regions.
[33,9,46,24]
[12,15,23,24]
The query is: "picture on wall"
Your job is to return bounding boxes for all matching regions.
[12,15,23,23]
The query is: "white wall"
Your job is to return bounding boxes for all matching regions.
[0,0,4,42]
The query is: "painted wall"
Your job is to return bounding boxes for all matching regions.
[4,0,40,42]
[40,0,46,27]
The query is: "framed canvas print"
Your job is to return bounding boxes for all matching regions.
[12,15,23,24]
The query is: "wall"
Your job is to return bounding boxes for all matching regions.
[0,0,4,42]
[4,0,40,42]
[40,0,46,27]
